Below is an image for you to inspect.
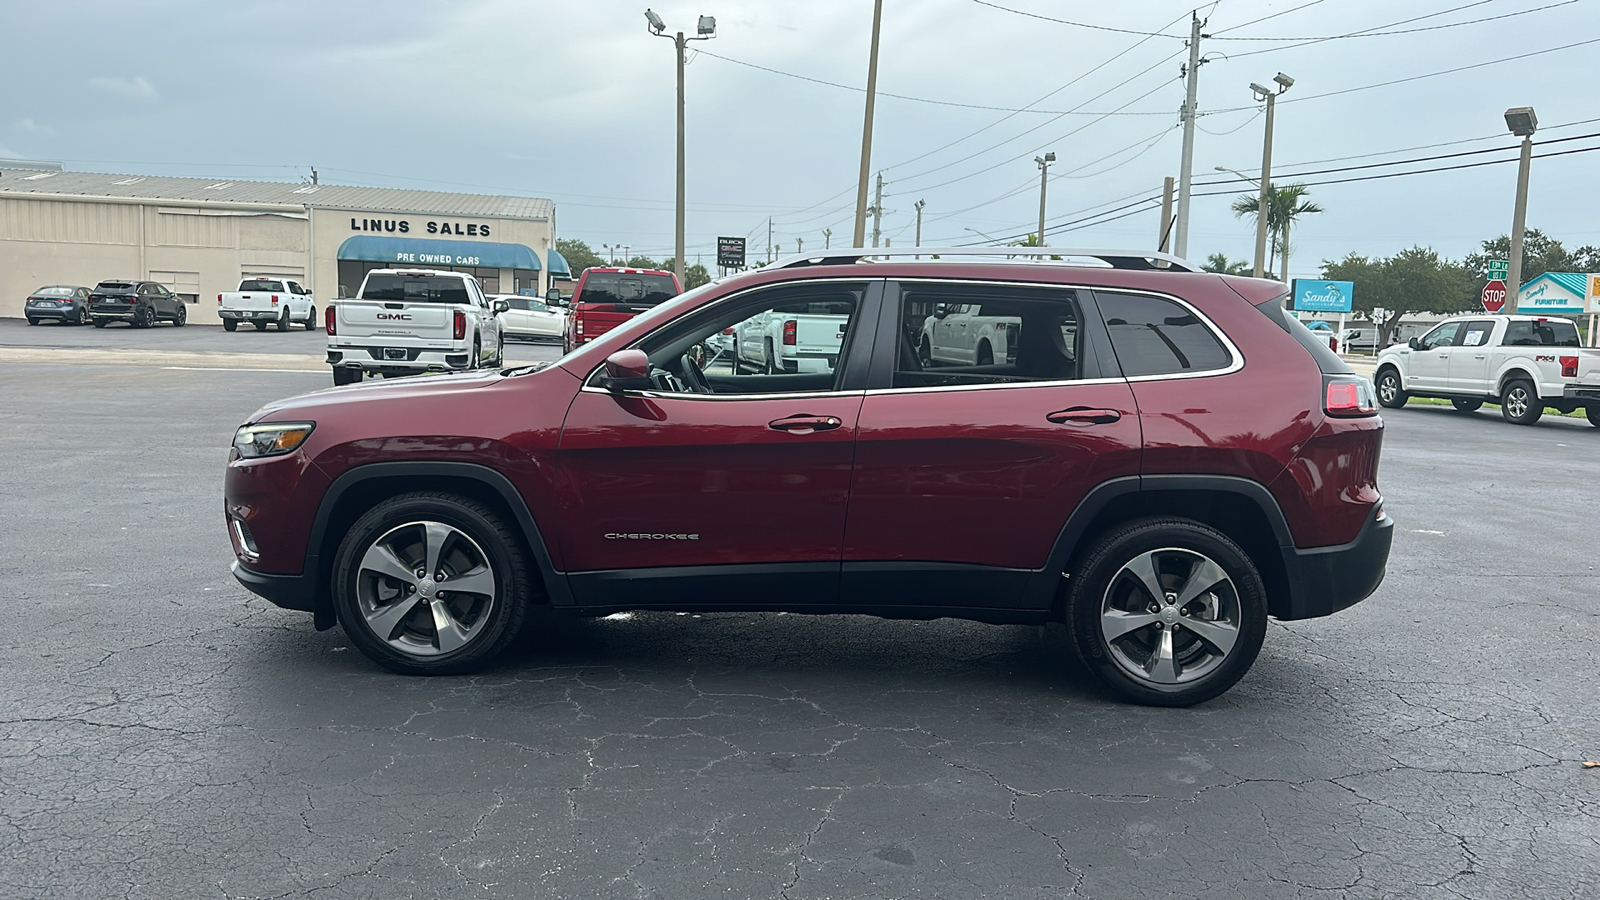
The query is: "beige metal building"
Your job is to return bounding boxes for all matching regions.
[0,161,566,322]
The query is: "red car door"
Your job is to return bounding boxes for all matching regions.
[555,279,879,608]
[840,280,1142,610]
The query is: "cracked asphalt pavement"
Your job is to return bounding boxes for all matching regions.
[2,326,1597,898]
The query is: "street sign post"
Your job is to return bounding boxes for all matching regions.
[716,236,746,269]
[1487,259,1509,281]
[1481,279,1507,312]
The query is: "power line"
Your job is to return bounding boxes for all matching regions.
[1208,0,1329,35]
[966,0,1186,38]
[1224,0,1580,59]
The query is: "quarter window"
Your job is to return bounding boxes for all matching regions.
[1101,292,1231,377]
[895,284,1082,387]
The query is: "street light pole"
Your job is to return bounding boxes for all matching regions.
[1173,11,1204,259]
[1035,152,1055,246]
[647,9,715,285]
[1504,106,1538,313]
[913,199,924,250]
[852,0,885,248]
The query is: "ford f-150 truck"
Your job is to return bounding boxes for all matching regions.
[731,299,852,374]
[1373,313,1600,426]
[325,269,506,385]
[217,277,318,332]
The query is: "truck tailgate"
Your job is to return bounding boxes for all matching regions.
[792,314,850,355]
[334,301,454,344]
[222,292,282,311]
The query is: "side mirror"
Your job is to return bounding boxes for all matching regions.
[546,288,563,303]
[932,303,950,318]
[492,299,510,314]
[601,349,652,392]
[1407,337,1420,350]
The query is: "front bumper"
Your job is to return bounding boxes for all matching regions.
[1275,506,1393,620]
[231,560,316,612]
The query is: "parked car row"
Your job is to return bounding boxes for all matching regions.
[25,281,190,328]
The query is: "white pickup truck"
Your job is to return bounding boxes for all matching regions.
[217,277,318,332]
[730,300,852,375]
[1373,314,1600,426]
[325,268,506,386]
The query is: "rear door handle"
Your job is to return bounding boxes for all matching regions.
[1046,407,1122,425]
[769,414,843,434]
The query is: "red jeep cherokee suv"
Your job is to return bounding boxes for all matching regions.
[227,249,1391,706]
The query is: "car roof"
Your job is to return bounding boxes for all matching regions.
[582,267,675,277]
[365,268,466,278]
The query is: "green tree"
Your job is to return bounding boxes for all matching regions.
[555,238,606,273]
[1231,183,1323,279]
[658,259,711,288]
[1323,246,1475,348]
[623,255,663,270]
[1463,228,1599,287]
[1201,253,1251,276]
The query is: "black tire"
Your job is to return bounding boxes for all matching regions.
[1450,398,1483,413]
[976,342,994,367]
[1499,379,1543,425]
[27,317,39,326]
[276,309,291,332]
[332,367,361,386]
[918,337,933,367]
[763,339,777,375]
[133,305,152,328]
[92,318,108,328]
[252,321,265,331]
[470,337,482,370]
[173,304,186,327]
[331,492,534,675]
[1065,517,1269,707]
[305,304,318,331]
[1587,407,1600,428]
[74,306,88,326]
[1375,367,1407,409]
[223,319,238,332]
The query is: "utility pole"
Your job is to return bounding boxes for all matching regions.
[1035,152,1055,246]
[310,167,318,185]
[853,0,885,248]
[870,172,885,248]
[1158,177,1175,252]
[797,237,803,255]
[1505,107,1539,313]
[767,216,774,264]
[1174,12,1205,259]
[1250,74,1293,278]
[913,199,925,251]
[823,228,831,250]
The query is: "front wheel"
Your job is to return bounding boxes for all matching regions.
[1450,398,1482,413]
[223,319,238,332]
[1375,368,1407,409]
[172,304,186,327]
[331,492,533,675]
[305,304,318,331]
[1500,380,1543,425]
[1066,517,1268,707]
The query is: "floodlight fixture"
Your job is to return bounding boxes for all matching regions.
[644,8,665,33]
[1504,106,1538,137]
[698,15,716,35]
[1273,72,1294,90]
[1250,82,1271,101]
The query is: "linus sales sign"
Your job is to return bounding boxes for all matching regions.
[1291,279,1354,313]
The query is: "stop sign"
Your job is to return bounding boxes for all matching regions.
[1482,279,1507,312]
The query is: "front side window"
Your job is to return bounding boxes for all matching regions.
[895,284,1082,388]
[1416,321,1463,351]
[1101,291,1231,377]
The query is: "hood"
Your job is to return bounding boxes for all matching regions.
[247,364,552,423]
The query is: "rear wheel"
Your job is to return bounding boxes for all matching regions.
[1066,518,1268,707]
[1587,407,1600,428]
[1500,380,1542,425]
[976,342,994,366]
[223,319,238,332]
[1450,398,1482,413]
[173,304,186,327]
[1375,368,1407,408]
[133,306,152,328]
[331,492,533,675]
[73,306,88,326]
[305,304,318,330]
[276,309,291,332]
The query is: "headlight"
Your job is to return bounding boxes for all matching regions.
[233,422,315,458]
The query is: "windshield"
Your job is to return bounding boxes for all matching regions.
[361,275,472,304]
[576,272,678,306]
[239,279,285,292]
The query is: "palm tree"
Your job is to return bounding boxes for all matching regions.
[1202,253,1251,276]
[1231,183,1324,280]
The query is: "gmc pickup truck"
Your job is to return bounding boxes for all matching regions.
[1374,314,1600,426]
[217,277,317,332]
[325,269,506,385]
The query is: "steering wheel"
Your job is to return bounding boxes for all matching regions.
[679,353,712,394]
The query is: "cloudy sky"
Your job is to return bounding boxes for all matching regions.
[5,0,1598,276]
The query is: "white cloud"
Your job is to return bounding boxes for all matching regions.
[10,118,54,136]
[87,75,159,103]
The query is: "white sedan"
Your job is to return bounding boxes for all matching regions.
[494,295,566,342]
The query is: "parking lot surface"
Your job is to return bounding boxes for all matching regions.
[1,334,1596,898]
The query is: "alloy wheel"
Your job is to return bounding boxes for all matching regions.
[354,520,498,658]
[1505,388,1528,419]
[1098,547,1242,687]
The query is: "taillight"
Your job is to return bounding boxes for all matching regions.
[575,312,585,337]
[453,309,467,340]
[324,305,336,335]
[1324,375,1377,417]
[1559,355,1579,378]
[721,327,734,335]
[217,294,223,304]
[270,294,279,305]
[782,320,797,345]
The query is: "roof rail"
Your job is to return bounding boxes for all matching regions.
[768,246,1197,273]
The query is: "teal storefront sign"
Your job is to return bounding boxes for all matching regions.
[337,235,541,270]
[1291,279,1354,313]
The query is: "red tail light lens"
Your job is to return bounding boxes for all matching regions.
[782,320,797,346]
[324,305,336,335]
[575,312,585,337]
[721,327,734,335]
[1559,355,1579,378]
[1324,376,1377,417]
[217,294,223,304]
[453,309,467,340]
[270,294,279,305]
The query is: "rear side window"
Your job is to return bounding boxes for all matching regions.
[361,275,471,304]
[1101,291,1232,377]
[1505,320,1580,347]
[577,272,678,306]
[895,284,1082,388]
[240,279,285,292]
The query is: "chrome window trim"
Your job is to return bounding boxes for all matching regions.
[579,385,866,402]
[862,376,1126,396]
[1083,286,1243,382]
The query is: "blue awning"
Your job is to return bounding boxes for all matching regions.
[337,235,540,270]
[547,247,571,277]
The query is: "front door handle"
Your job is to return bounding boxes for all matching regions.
[1046,407,1122,425]
[769,414,843,434]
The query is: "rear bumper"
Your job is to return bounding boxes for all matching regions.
[220,309,282,321]
[231,560,316,613]
[25,305,75,319]
[328,347,472,374]
[1275,507,1393,620]
[1562,385,1600,403]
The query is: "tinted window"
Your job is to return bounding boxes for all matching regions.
[96,282,135,291]
[1102,292,1231,376]
[505,298,532,311]
[1416,321,1463,351]
[576,272,678,307]
[896,285,1081,388]
[361,275,471,304]
[239,280,284,292]
[1504,319,1580,347]
[287,281,305,295]
[35,286,75,297]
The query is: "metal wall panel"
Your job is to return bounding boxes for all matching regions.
[0,198,139,244]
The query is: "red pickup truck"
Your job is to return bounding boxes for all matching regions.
[561,267,680,353]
